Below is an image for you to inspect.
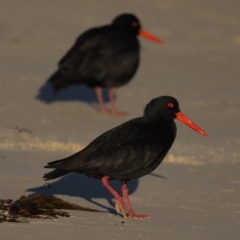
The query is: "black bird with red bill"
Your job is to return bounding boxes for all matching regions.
[47,13,163,116]
[43,96,207,220]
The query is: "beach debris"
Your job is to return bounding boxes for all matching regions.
[0,194,101,223]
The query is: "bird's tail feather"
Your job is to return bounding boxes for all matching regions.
[48,66,84,93]
[47,70,69,93]
[44,158,67,168]
[43,169,70,180]
[43,155,78,180]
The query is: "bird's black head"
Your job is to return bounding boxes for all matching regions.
[144,96,180,122]
[144,96,208,136]
[111,13,141,36]
[111,13,163,44]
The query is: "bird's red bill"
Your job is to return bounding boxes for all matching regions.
[176,112,208,136]
[139,29,163,44]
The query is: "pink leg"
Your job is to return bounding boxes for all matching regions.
[101,176,127,218]
[108,88,127,116]
[121,181,150,220]
[95,87,108,113]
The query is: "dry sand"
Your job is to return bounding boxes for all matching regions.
[0,0,240,239]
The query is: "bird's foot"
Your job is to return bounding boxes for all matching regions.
[128,212,151,220]
[99,107,109,114]
[115,200,150,220]
[115,200,128,219]
[109,109,128,117]
[99,107,127,116]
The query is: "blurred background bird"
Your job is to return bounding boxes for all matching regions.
[47,13,163,116]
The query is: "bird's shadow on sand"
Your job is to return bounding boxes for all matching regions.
[27,174,138,213]
[36,82,111,108]
[27,173,167,214]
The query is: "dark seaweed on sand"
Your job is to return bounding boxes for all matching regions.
[0,194,101,223]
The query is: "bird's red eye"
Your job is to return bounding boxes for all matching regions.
[167,103,174,108]
[132,21,138,27]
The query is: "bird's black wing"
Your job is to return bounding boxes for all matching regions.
[46,118,174,179]
[57,26,139,87]
[58,27,107,66]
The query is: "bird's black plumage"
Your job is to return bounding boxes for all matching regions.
[44,96,179,181]
[43,96,207,219]
[48,14,140,91]
[47,13,162,115]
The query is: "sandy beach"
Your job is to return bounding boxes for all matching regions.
[1,0,240,239]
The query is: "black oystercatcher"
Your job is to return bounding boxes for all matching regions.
[43,96,207,219]
[47,13,163,116]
